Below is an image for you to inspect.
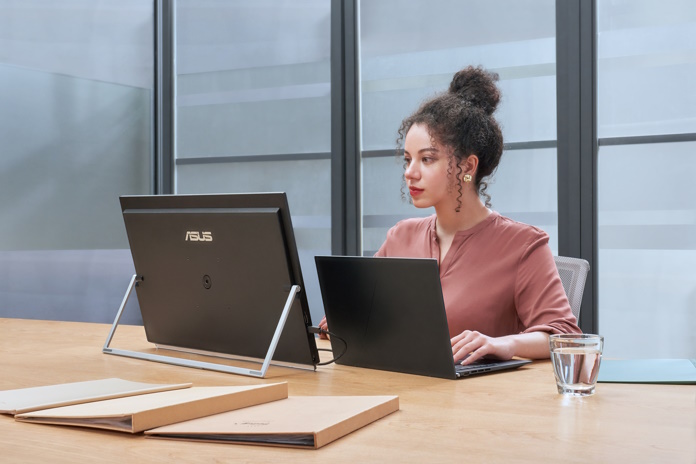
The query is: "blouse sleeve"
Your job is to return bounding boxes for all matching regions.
[514,232,582,335]
[374,239,388,257]
[374,223,397,257]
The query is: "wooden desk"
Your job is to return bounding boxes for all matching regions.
[1,318,694,463]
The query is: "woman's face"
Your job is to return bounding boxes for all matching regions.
[403,123,456,210]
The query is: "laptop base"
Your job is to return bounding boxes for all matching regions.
[454,359,532,378]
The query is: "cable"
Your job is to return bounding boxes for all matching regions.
[307,326,348,366]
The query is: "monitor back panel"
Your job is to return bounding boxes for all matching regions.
[316,256,458,379]
[123,205,315,366]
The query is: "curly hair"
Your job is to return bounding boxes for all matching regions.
[397,65,504,209]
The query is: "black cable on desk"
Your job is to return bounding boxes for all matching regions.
[307,326,348,366]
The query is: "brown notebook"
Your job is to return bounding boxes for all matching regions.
[0,378,192,415]
[145,395,399,449]
[15,382,288,433]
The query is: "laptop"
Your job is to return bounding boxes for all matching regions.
[315,256,531,380]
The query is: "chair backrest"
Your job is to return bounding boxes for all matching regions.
[553,255,590,321]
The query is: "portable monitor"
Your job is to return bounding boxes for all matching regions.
[103,193,319,377]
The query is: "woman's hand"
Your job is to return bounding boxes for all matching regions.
[450,330,514,365]
[317,316,329,340]
[451,330,551,365]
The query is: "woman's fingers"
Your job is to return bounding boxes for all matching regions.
[451,331,490,365]
[318,316,329,340]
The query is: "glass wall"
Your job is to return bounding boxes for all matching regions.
[597,0,696,357]
[359,0,559,255]
[3,0,693,356]
[173,0,332,324]
[0,1,153,323]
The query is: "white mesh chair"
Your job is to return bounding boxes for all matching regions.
[553,256,590,321]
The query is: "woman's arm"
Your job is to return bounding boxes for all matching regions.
[451,330,550,365]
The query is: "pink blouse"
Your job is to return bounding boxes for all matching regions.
[375,212,581,338]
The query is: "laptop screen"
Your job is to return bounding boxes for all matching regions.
[316,256,457,378]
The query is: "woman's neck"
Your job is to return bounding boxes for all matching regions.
[434,195,490,237]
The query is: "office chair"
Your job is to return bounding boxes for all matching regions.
[553,255,590,321]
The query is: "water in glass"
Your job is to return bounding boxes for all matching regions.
[551,347,602,396]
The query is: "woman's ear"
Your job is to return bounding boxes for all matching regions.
[461,155,479,179]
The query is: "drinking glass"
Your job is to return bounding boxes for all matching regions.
[549,334,604,396]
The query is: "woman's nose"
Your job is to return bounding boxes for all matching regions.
[405,162,419,180]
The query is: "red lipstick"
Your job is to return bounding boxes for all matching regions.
[409,187,424,197]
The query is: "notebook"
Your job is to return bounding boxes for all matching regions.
[0,378,191,415]
[315,256,531,380]
[145,395,399,449]
[15,383,288,433]
[597,359,696,384]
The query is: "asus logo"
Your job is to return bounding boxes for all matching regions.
[185,231,213,242]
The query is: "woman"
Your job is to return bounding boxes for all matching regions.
[319,66,580,366]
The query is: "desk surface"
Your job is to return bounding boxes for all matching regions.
[1,318,694,463]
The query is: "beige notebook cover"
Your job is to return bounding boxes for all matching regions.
[0,378,192,415]
[16,382,288,433]
[146,395,399,449]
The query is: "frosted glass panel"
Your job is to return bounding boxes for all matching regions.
[175,0,330,159]
[0,66,151,251]
[0,0,153,323]
[176,160,331,219]
[598,142,696,357]
[597,0,696,357]
[177,95,330,157]
[597,0,696,137]
[0,1,152,251]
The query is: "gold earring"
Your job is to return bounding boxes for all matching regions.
[463,174,472,183]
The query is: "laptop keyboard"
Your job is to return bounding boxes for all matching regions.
[454,360,500,376]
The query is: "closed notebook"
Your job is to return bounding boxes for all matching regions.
[0,378,192,415]
[145,395,399,449]
[15,382,288,433]
[597,359,696,384]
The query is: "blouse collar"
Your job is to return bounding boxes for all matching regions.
[428,210,499,238]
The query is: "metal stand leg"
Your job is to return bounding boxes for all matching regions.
[102,274,301,378]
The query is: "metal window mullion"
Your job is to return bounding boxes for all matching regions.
[556,0,597,334]
[362,140,559,159]
[579,0,598,336]
[599,133,696,146]
[331,0,361,256]
[155,0,174,195]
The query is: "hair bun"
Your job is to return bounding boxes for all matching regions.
[448,66,500,115]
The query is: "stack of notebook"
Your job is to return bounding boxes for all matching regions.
[0,378,398,449]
